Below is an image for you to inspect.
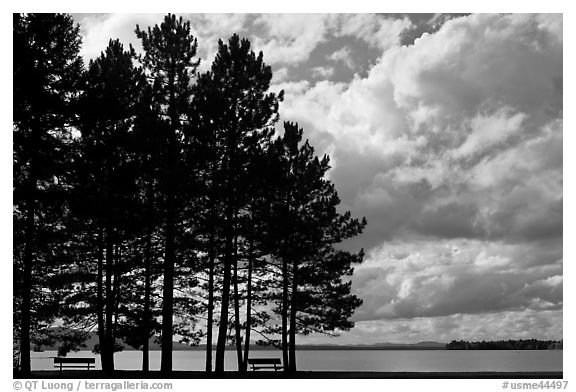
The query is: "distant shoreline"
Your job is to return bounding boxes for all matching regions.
[32,331,562,352]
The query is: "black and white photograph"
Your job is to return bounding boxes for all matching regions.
[11,7,567,387]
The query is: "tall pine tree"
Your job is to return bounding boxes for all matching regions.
[135,14,200,373]
[13,13,83,375]
[75,38,147,373]
[196,34,283,372]
[268,122,366,372]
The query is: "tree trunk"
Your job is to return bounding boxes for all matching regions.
[281,256,290,372]
[216,133,236,373]
[161,71,178,374]
[104,222,115,373]
[241,237,254,372]
[215,219,233,372]
[96,228,106,371]
[142,228,152,373]
[19,193,35,375]
[205,228,215,372]
[281,182,293,372]
[232,233,243,371]
[205,163,217,372]
[288,258,298,372]
[161,197,175,373]
[112,243,121,347]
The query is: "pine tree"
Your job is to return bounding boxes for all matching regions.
[74,38,147,374]
[189,70,225,372]
[268,122,367,372]
[13,13,84,375]
[135,14,200,373]
[237,140,276,371]
[196,34,283,373]
[129,82,165,372]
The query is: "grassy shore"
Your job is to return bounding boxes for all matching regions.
[14,370,563,379]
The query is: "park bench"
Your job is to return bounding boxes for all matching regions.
[54,357,95,372]
[247,358,283,371]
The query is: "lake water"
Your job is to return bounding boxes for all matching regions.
[31,350,562,372]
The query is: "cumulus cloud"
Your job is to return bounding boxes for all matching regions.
[271,67,289,83]
[327,46,355,69]
[352,239,562,321]
[275,13,562,246]
[274,14,562,335]
[334,14,414,51]
[250,14,412,65]
[312,66,335,79]
[252,14,332,64]
[75,13,162,60]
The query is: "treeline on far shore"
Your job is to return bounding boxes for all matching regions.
[445,339,563,350]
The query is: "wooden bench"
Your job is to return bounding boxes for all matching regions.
[247,358,283,371]
[54,357,95,372]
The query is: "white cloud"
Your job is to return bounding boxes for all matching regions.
[271,67,290,83]
[249,14,413,65]
[334,14,414,51]
[327,46,355,69]
[275,15,562,336]
[277,13,562,245]
[252,14,331,64]
[451,108,527,160]
[271,79,346,153]
[352,238,562,321]
[76,13,163,60]
[312,66,335,79]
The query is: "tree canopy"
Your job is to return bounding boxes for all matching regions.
[13,13,367,375]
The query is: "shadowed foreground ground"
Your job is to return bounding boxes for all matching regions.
[15,370,563,379]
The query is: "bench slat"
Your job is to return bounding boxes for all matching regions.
[247,358,282,364]
[54,365,95,368]
[54,357,95,363]
[251,366,283,369]
[248,358,283,371]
